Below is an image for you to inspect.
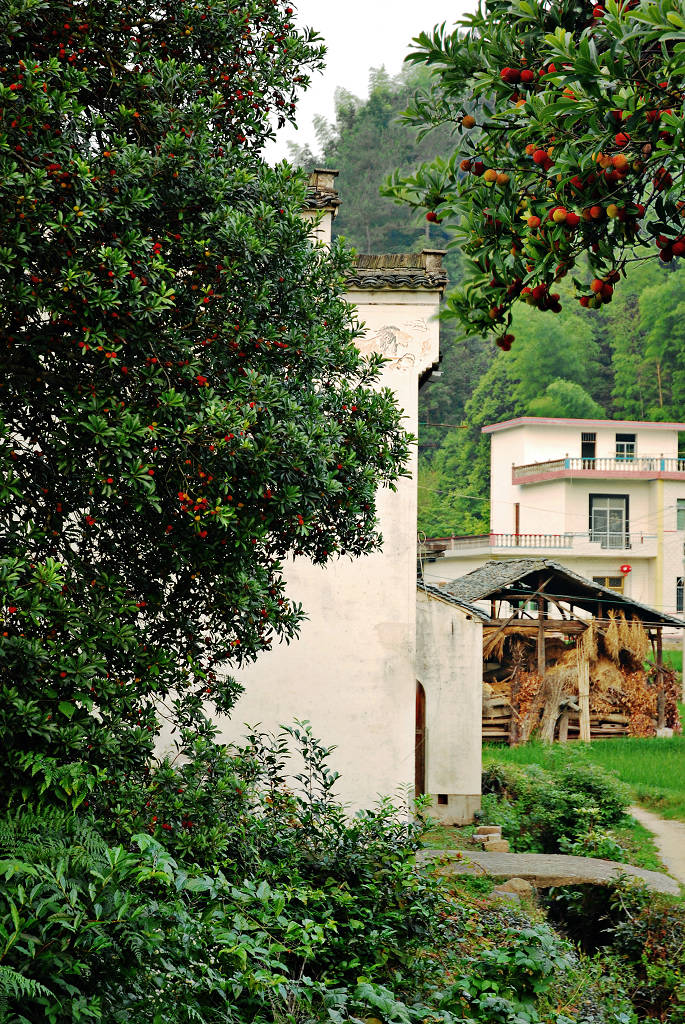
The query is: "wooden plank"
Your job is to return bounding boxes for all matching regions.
[537,598,546,677]
[656,627,666,729]
[485,620,587,635]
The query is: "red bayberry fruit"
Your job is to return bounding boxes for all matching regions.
[500,67,521,84]
[654,167,673,191]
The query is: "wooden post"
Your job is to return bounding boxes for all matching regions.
[509,667,521,747]
[537,598,546,678]
[558,711,570,743]
[656,627,666,729]
[578,652,591,743]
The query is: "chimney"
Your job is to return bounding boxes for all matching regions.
[303,168,341,247]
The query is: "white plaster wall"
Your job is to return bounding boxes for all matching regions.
[416,590,482,821]
[561,478,652,538]
[660,481,685,616]
[489,422,684,536]
[209,289,440,811]
[489,429,523,534]
[512,480,569,535]
[490,421,681,467]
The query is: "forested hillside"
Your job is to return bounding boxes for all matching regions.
[291,70,685,539]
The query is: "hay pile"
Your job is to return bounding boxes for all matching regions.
[482,611,681,742]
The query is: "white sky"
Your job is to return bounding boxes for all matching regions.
[264,0,475,163]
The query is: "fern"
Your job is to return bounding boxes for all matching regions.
[0,965,52,1001]
[0,807,109,872]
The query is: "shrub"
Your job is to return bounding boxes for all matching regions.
[480,758,630,855]
[0,728,446,1023]
[555,762,630,827]
[545,882,685,1023]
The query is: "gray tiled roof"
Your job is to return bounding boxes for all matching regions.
[305,186,342,210]
[346,252,447,292]
[418,581,491,621]
[428,558,685,628]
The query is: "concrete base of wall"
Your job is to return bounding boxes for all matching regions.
[427,794,481,825]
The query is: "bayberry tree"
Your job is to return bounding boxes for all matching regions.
[0,0,411,804]
[384,0,685,349]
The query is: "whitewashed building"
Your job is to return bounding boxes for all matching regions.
[211,171,483,820]
[424,416,685,622]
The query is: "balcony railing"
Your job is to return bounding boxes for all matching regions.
[513,456,685,482]
[424,532,656,553]
[589,530,631,550]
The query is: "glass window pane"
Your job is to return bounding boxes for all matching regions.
[616,433,636,461]
[678,499,685,531]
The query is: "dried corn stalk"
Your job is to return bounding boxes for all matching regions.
[623,615,651,663]
[604,610,620,662]
[538,666,575,743]
[517,671,546,743]
[579,618,598,663]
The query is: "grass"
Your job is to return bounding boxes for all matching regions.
[663,649,683,674]
[484,736,685,822]
[422,822,478,851]
[612,816,669,872]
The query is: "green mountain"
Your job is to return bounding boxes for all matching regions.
[291,69,685,538]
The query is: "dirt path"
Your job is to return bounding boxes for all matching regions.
[629,804,685,886]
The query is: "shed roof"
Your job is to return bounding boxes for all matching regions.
[433,558,685,628]
[418,582,491,621]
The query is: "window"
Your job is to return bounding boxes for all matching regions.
[678,499,685,531]
[593,575,625,593]
[678,578,684,614]
[616,433,636,461]
[589,494,630,548]
[581,431,596,466]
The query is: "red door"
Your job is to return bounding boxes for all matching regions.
[415,682,426,799]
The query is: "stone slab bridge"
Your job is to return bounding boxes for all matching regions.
[418,849,681,896]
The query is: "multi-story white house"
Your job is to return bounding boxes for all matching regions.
[423,416,685,621]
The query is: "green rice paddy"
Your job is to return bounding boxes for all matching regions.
[484,652,685,821]
[484,734,685,822]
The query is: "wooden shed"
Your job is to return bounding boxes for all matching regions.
[434,559,684,744]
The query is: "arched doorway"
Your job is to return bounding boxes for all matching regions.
[415,681,426,799]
